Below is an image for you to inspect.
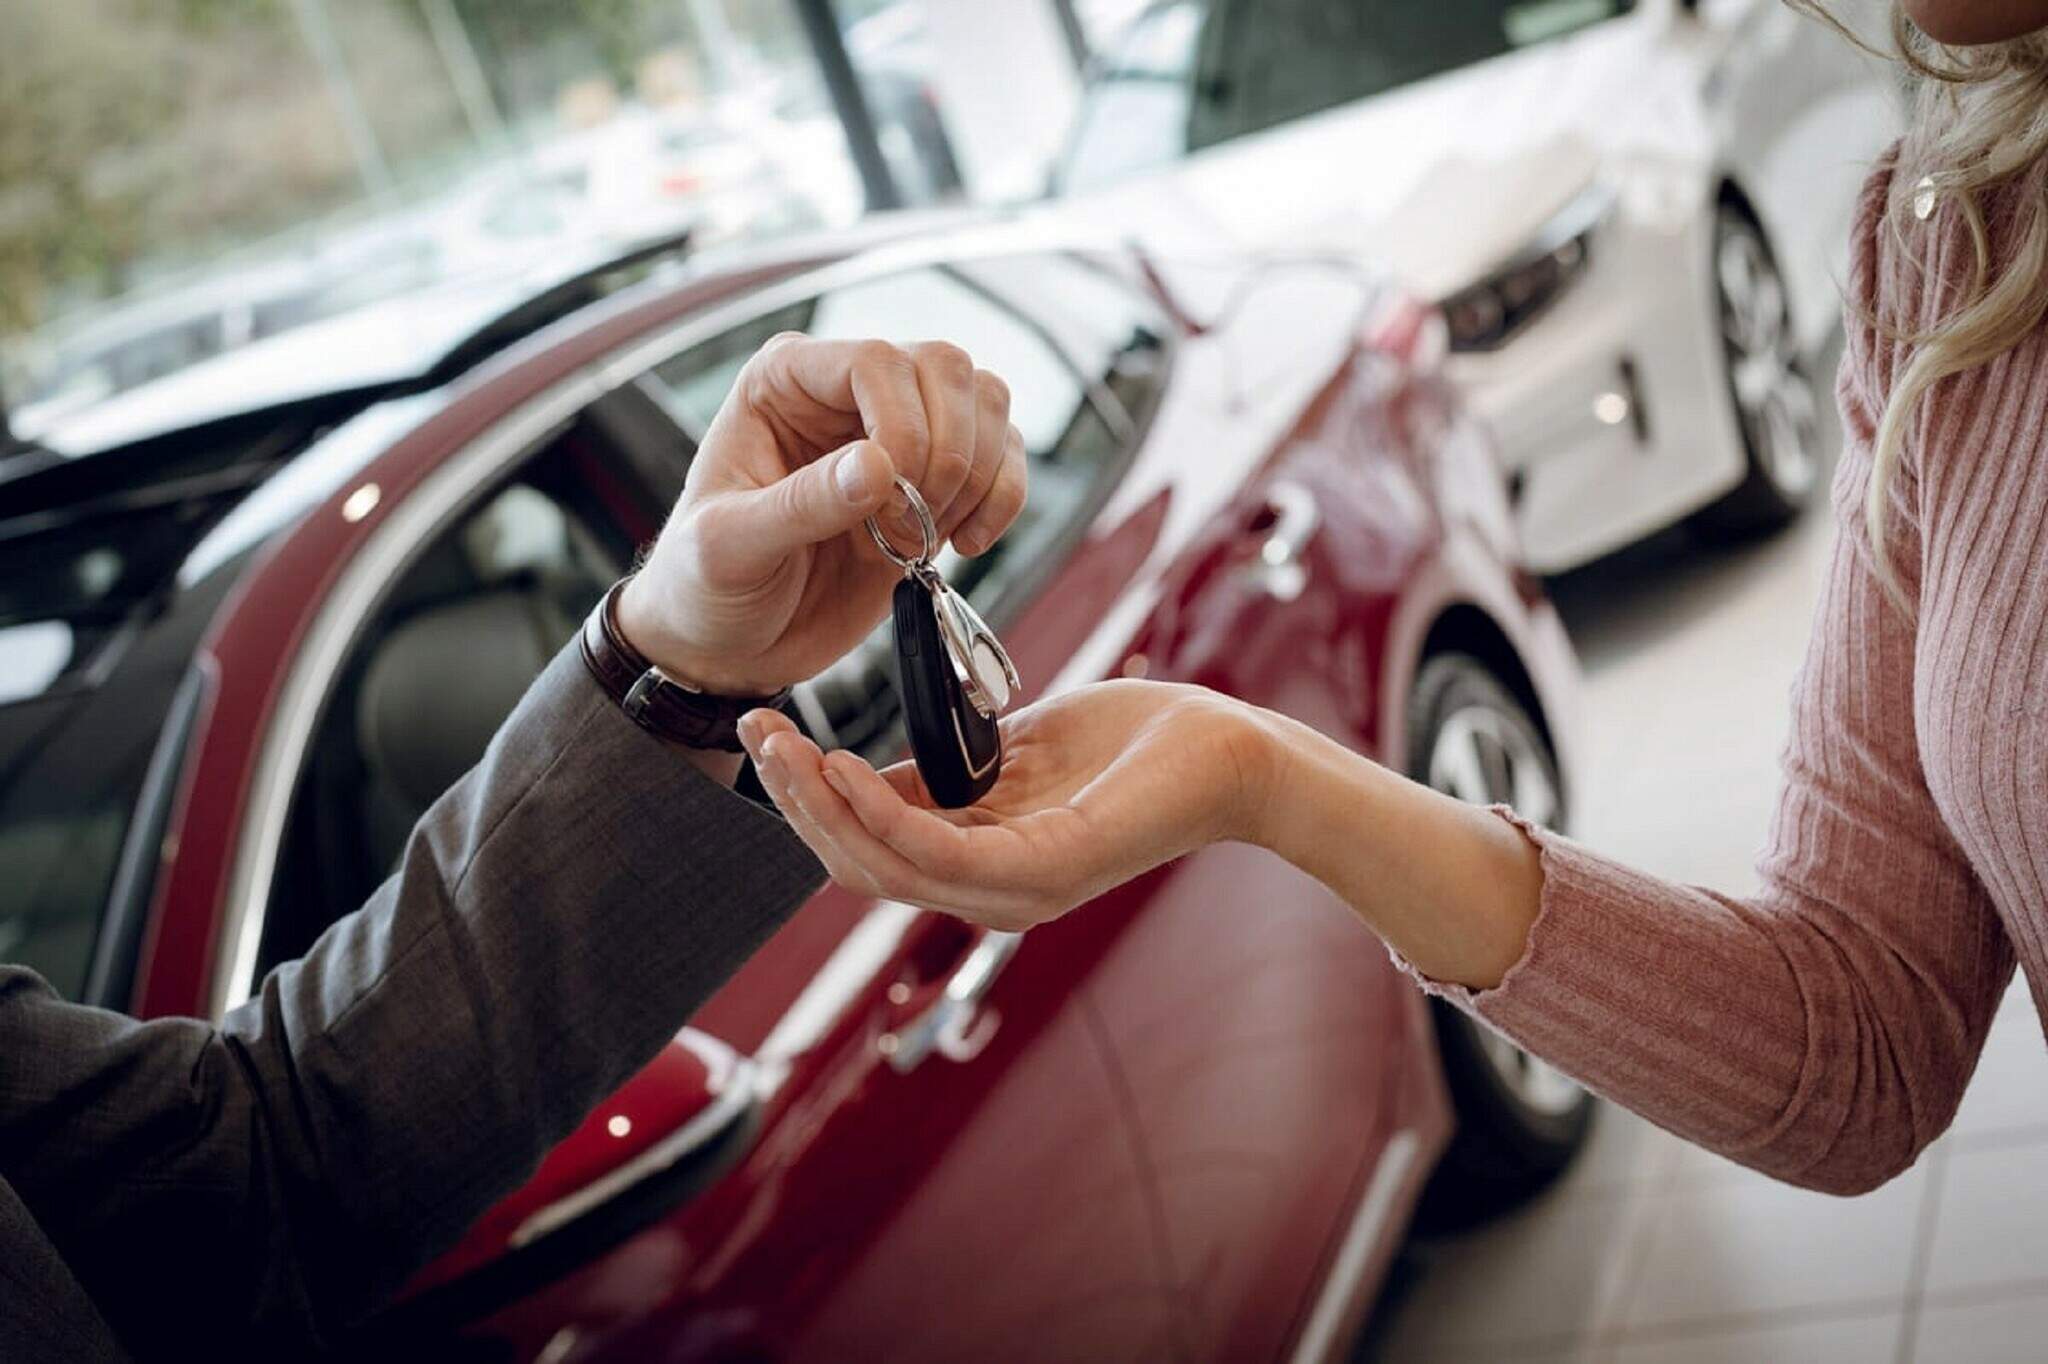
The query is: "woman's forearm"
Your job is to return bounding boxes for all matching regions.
[1239,708,1545,990]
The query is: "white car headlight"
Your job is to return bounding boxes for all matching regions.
[1441,183,1613,353]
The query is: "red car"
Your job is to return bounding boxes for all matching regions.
[0,218,1590,1360]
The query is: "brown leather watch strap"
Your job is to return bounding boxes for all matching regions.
[578,579,790,752]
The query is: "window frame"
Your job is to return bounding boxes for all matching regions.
[1055,0,1210,195]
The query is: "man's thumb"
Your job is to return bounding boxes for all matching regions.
[716,440,895,578]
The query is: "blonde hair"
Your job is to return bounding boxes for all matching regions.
[1794,4,2048,601]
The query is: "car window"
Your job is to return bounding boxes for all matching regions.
[645,253,1166,756]
[1189,0,1634,151]
[649,298,815,443]
[258,426,638,977]
[1059,0,1207,194]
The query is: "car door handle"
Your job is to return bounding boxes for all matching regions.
[1237,480,1319,601]
[880,930,1022,1073]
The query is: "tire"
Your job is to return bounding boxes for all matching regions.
[1691,205,1826,540]
[1406,654,1595,1231]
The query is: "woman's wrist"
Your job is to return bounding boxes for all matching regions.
[1224,705,1346,859]
[1262,718,1379,877]
[1225,701,1545,991]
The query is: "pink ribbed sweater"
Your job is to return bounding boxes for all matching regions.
[1421,153,2048,1195]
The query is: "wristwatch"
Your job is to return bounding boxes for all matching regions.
[578,578,791,752]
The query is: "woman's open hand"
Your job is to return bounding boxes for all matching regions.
[738,681,1277,930]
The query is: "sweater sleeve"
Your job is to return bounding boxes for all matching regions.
[1404,160,2015,1195]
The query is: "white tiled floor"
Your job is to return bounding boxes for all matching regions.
[1913,1293,2048,1362]
[1608,1313,1905,1364]
[1619,1164,1928,1333]
[1360,374,2048,1362]
[1921,1142,2048,1300]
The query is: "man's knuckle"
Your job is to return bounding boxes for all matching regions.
[895,422,932,468]
[959,447,1002,499]
[772,468,819,521]
[916,341,974,382]
[988,471,1027,520]
[741,333,802,382]
[929,443,972,485]
[974,369,1011,413]
[853,338,909,376]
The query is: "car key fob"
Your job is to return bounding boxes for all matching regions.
[868,479,1021,809]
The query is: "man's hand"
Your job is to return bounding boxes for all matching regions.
[617,335,1026,695]
[735,682,1279,930]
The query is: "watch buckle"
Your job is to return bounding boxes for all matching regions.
[622,664,697,723]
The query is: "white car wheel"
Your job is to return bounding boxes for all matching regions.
[1408,654,1595,1230]
[1695,206,1825,536]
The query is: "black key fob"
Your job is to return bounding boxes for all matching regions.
[867,478,1021,810]
[893,576,1003,808]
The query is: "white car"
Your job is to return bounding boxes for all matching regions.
[429,109,829,276]
[1054,0,1898,572]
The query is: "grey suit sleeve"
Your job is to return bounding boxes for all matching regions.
[0,644,823,1356]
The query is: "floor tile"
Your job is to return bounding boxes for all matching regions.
[1369,1190,1651,1357]
[1609,1311,1903,1364]
[1620,1164,1927,1330]
[1660,1138,1774,1190]
[1922,1140,2048,1296]
[1556,1104,1688,1198]
[1951,986,2048,1142]
[1912,1293,2048,1363]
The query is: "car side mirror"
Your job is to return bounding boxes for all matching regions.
[381,1029,758,1331]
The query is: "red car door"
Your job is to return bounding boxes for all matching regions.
[1069,278,1444,1361]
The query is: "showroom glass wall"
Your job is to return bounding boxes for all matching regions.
[0,0,1017,439]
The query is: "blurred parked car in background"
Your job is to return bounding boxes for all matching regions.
[1055,0,1897,571]
[9,257,329,437]
[430,106,846,271]
[0,212,1590,1359]
[8,118,854,454]
[8,232,705,461]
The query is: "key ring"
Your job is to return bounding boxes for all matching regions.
[865,476,939,571]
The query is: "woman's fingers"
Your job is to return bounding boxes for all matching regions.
[738,707,802,753]
[756,733,1010,913]
[751,733,895,896]
[820,750,983,880]
[872,756,939,809]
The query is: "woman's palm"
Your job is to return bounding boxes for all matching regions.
[877,682,1254,906]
